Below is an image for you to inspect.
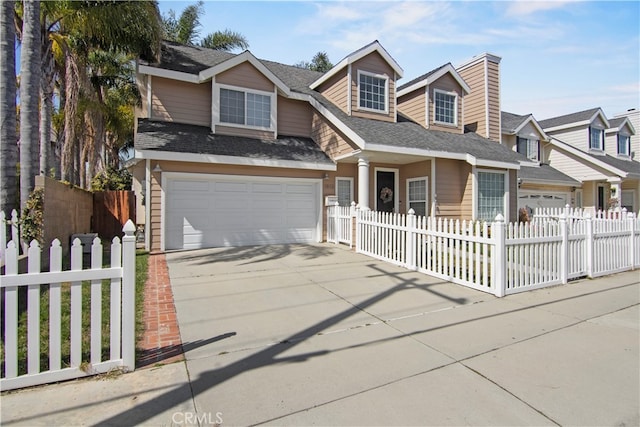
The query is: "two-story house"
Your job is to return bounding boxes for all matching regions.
[133,41,533,252]
[538,108,640,213]
[499,112,580,215]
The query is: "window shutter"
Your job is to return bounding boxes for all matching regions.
[588,127,592,150]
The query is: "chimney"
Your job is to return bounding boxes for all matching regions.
[456,53,502,143]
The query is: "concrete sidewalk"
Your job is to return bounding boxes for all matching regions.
[1,244,638,426]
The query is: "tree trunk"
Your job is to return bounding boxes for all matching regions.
[19,0,41,211]
[0,0,18,215]
[62,49,79,184]
[39,29,55,177]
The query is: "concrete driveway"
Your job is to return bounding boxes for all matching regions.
[165,243,639,426]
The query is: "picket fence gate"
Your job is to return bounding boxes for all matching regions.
[326,202,356,248]
[0,220,137,391]
[328,206,640,297]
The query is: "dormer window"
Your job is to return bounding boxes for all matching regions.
[589,127,604,151]
[358,70,388,113]
[617,134,630,156]
[517,137,539,161]
[218,85,273,129]
[434,89,457,126]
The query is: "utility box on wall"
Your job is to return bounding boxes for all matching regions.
[325,195,338,206]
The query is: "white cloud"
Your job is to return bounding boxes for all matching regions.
[505,0,578,18]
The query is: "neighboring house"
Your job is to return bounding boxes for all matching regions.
[500,112,581,214]
[538,108,640,213]
[612,108,639,162]
[134,40,534,252]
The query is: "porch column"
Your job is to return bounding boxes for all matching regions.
[358,157,370,209]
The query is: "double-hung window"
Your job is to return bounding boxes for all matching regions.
[589,127,604,151]
[336,177,353,207]
[220,87,272,128]
[517,137,539,161]
[358,71,388,113]
[617,134,630,156]
[407,177,428,216]
[434,89,457,125]
[477,171,506,222]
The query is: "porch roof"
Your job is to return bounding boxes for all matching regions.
[134,119,335,169]
[518,164,581,187]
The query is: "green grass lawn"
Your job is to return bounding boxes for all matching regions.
[0,250,148,377]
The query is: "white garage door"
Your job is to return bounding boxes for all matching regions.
[518,192,568,212]
[165,175,320,250]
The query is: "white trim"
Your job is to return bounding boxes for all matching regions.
[357,69,389,114]
[456,52,502,71]
[146,75,152,118]
[162,172,323,251]
[160,171,166,252]
[507,114,550,141]
[347,63,352,115]
[211,77,217,132]
[406,176,429,215]
[474,168,509,222]
[425,85,430,128]
[433,88,458,127]
[335,176,354,206]
[374,167,400,213]
[273,85,278,138]
[138,64,199,83]
[397,64,471,97]
[310,41,404,90]
[471,165,477,220]
[214,83,275,131]
[135,149,337,171]
[542,109,611,133]
[484,56,490,139]
[144,159,151,251]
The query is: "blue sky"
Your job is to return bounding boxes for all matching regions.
[159,1,639,120]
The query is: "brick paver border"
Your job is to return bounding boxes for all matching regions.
[137,253,184,368]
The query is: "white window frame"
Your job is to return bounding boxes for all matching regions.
[517,136,539,162]
[474,168,508,222]
[433,88,458,126]
[589,126,604,151]
[406,177,428,216]
[617,134,630,157]
[357,70,389,114]
[335,177,354,207]
[214,83,276,131]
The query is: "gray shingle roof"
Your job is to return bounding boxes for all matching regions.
[538,107,602,130]
[143,41,530,166]
[518,163,580,185]
[589,152,640,176]
[501,111,529,134]
[135,119,334,166]
[608,117,627,130]
[397,63,449,92]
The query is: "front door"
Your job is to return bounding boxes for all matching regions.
[597,185,606,211]
[376,170,396,212]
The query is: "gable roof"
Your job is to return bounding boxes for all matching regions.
[607,116,636,134]
[396,63,471,97]
[539,107,610,132]
[501,111,548,139]
[309,40,404,90]
[518,163,581,186]
[549,137,640,178]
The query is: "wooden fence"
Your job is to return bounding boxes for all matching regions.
[329,207,640,297]
[0,221,137,391]
[93,191,136,239]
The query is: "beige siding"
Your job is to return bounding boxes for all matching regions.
[399,161,431,213]
[457,56,500,142]
[151,77,211,126]
[547,145,609,181]
[317,71,349,113]
[351,52,396,122]
[397,90,426,126]
[215,125,275,140]
[434,158,468,219]
[508,169,517,222]
[137,74,148,119]
[278,97,312,137]
[547,126,587,150]
[428,74,464,134]
[216,62,274,92]
[311,111,358,160]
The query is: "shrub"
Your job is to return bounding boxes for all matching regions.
[91,167,132,191]
[20,188,44,245]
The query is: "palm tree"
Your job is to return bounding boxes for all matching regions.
[0,0,18,215]
[19,0,41,210]
[162,2,249,52]
[295,51,333,73]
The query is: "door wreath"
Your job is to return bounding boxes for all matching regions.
[380,187,393,204]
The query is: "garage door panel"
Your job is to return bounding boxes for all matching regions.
[165,175,319,250]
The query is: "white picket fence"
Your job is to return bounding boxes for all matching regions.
[0,220,137,391]
[533,205,629,220]
[0,210,22,267]
[329,207,640,297]
[326,202,356,248]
